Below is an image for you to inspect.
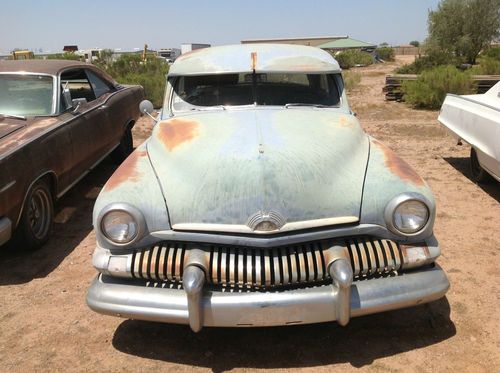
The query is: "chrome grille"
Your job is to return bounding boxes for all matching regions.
[130,237,403,289]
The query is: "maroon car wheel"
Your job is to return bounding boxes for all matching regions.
[15,179,54,251]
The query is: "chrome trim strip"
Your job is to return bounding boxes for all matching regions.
[149,224,421,248]
[0,180,16,194]
[87,264,449,328]
[172,216,359,235]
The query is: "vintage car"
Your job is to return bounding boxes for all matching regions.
[87,44,449,332]
[438,81,500,182]
[0,60,144,250]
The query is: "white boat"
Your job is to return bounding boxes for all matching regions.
[438,81,500,182]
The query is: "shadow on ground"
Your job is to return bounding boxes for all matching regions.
[0,159,116,285]
[113,297,455,372]
[444,157,499,203]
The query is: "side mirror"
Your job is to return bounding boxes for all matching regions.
[139,100,154,115]
[71,98,87,113]
[62,86,72,110]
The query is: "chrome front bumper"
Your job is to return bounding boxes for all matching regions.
[87,264,449,331]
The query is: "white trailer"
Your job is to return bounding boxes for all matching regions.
[181,43,211,55]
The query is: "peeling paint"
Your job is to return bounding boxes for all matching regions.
[103,150,147,191]
[372,140,425,187]
[157,118,200,151]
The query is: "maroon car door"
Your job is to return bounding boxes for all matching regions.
[60,68,112,183]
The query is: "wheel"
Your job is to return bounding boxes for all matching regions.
[13,179,54,251]
[111,126,133,163]
[470,148,492,183]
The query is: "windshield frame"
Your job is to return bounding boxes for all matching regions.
[0,72,57,117]
[167,72,345,114]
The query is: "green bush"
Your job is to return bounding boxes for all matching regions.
[402,65,473,109]
[343,71,361,91]
[482,46,500,60]
[396,49,458,74]
[470,56,500,75]
[335,50,373,69]
[375,47,395,61]
[97,54,169,108]
[44,53,83,61]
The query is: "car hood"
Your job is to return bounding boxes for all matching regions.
[147,108,369,233]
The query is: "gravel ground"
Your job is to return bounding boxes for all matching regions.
[0,56,498,372]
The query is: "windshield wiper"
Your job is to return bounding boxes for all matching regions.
[0,113,27,120]
[284,103,333,109]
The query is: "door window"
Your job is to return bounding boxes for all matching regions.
[61,69,96,103]
[86,70,114,98]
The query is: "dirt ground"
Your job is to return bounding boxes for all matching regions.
[0,56,499,372]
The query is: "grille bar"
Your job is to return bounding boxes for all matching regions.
[131,237,403,289]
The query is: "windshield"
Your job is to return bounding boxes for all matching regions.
[171,73,342,112]
[0,74,54,116]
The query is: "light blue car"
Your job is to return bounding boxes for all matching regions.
[87,44,449,332]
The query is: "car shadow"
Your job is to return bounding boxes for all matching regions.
[112,297,455,371]
[0,159,117,285]
[443,156,500,202]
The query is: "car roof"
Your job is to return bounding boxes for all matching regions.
[169,44,341,76]
[0,59,93,75]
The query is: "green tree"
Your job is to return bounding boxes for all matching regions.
[409,40,420,47]
[428,0,500,64]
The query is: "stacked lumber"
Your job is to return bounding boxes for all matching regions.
[383,74,416,101]
[383,74,500,101]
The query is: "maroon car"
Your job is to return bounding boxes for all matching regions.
[0,60,144,250]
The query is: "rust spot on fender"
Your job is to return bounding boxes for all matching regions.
[373,140,425,187]
[103,150,147,191]
[339,116,353,127]
[157,118,199,151]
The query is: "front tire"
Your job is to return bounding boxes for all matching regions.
[111,126,133,164]
[14,179,54,251]
[470,148,492,183]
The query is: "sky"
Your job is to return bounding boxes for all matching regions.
[1,0,441,53]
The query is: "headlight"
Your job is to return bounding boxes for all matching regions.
[393,200,429,234]
[101,210,138,244]
[385,193,433,236]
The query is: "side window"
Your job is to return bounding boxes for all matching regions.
[60,69,96,103]
[86,70,114,99]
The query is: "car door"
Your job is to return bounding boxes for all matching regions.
[86,69,123,151]
[60,68,111,183]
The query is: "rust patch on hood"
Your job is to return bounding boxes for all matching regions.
[103,150,147,191]
[157,118,200,151]
[373,139,425,187]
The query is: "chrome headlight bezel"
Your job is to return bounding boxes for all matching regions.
[384,193,433,237]
[98,203,147,246]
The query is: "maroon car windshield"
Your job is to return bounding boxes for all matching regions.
[0,74,54,116]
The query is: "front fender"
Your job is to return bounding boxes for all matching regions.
[93,141,170,249]
[360,138,436,242]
